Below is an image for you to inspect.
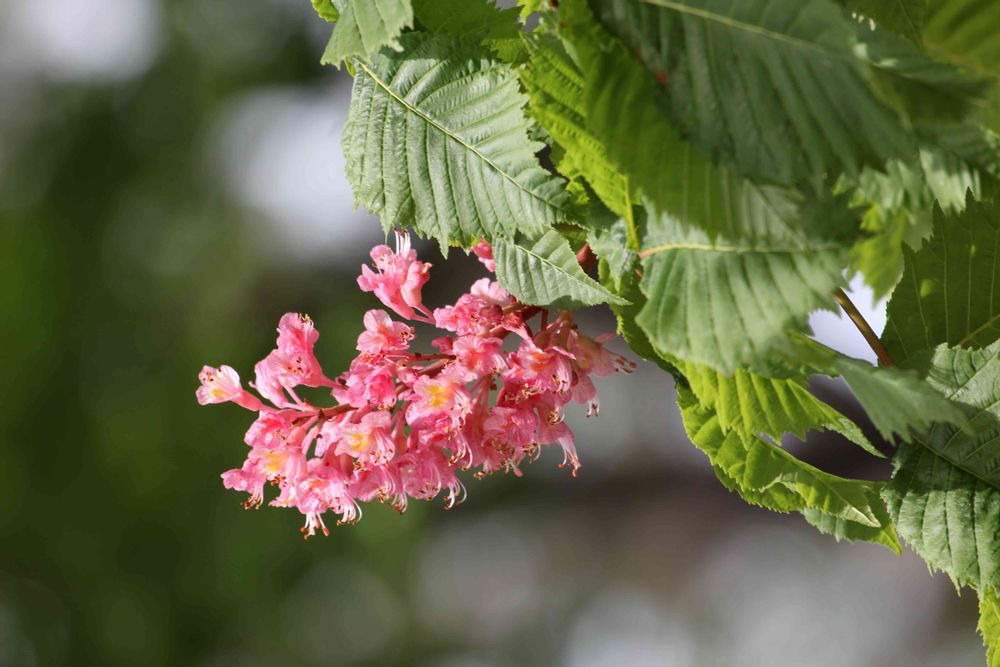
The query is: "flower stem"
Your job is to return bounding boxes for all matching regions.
[832,288,895,368]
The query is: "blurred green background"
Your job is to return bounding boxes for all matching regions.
[0,1,987,665]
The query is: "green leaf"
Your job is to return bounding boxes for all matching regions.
[413,0,518,38]
[883,437,1000,589]
[636,201,849,373]
[883,342,1000,589]
[342,33,569,249]
[679,389,892,530]
[492,231,628,309]
[311,0,339,22]
[833,356,965,442]
[981,587,1000,667]
[520,36,631,216]
[682,363,881,457]
[599,252,684,379]
[842,0,925,44]
[924,0,1000,132]
[802,506,903,553]
[412,0,524,60]
[321,0,414,66]
[883,196,1000,365]
[587,0,918,187]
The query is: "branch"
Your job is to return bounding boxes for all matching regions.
[832,288,895,368]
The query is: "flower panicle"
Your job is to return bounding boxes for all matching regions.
[198,233,630,537]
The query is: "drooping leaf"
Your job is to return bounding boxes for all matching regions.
[492,231,628,309]
[842,0,926,44]
[883,196,1000,365]
[321,0,414,66]
[520,36,631,216]
[342,33,569,250]
[883,342,1000,589]
[586,0,920,187]
[679,389,895,532]
[637,201,849,373]
[682,363,880,457]
[981,587,1000,667]
[833,356,965,442]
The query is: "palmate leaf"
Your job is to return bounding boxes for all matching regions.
[883,196,1000,365]
[682,363,880,456]
[342,33,570,250]
[883,342,1000,589]
[322,0,414,66]
[492,231,628,309]
[311,0,339,22]
[924,0,1000,132]
[981,587,1000,667]
[587,0,920,187]
[833,356,966,442]
[679,389,899,549]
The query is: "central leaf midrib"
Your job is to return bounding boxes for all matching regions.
[356,60,565,213]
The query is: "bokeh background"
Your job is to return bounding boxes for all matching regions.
[0,1,985,665]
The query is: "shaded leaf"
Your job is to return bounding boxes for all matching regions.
[883,196,1000,364]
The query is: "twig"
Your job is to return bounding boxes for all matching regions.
[833,288,895,368]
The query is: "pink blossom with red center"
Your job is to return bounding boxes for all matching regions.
[198,236,631,537]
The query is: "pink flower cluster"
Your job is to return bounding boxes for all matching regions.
[197,234,631,537]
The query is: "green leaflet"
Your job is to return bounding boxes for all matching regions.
[924,0,1000,132]
[342,33,569,250]
[520,36,631,216]
[679,389,899,547]
[883,342,1000,589]
[587,0,919,187]
[982,588,1000,667]
[492,231,628,309]
[833,356,965,442]
[311,0,339,22]
[801,507,902,553]
[882,196,1000,365]
[682,363,881,457]
[321,0,414,66]
[842,0,926,44]
[637,202,849,374]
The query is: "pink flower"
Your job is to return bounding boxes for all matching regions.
[509,340,574,395]
[452,335,505,380]
[332,361,398,409]
[200,242,627,537]
[471,241,495,272]
[406,374,471,427]
[244,410,299,450]
[357,233,431,320]
[197,365,264,411]
[326,411,397,467]
[356,309,414,357]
